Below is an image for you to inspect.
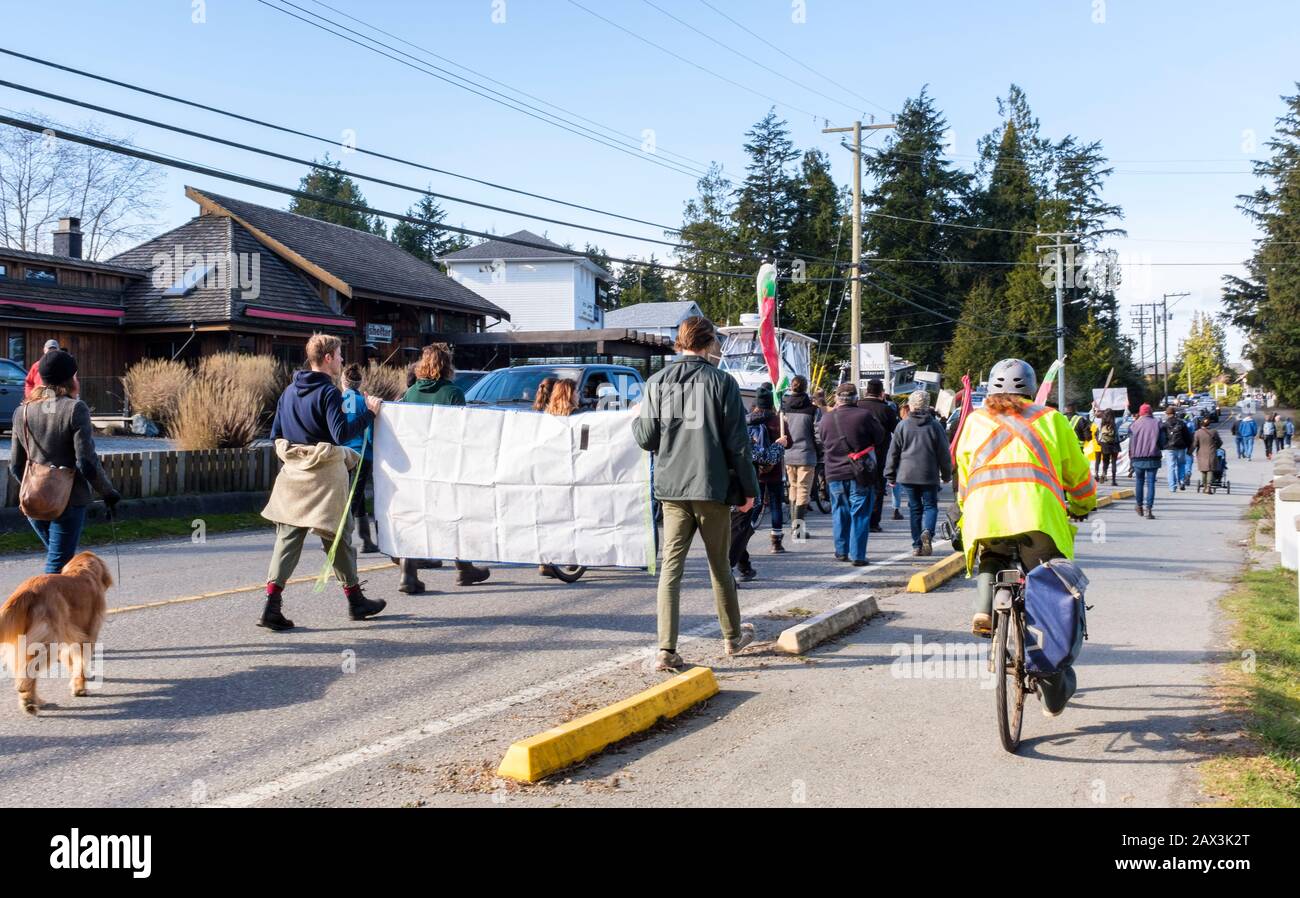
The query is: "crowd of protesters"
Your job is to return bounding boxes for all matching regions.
[9,320,1292,676]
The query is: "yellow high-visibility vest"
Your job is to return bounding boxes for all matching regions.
[954,401,1099,573]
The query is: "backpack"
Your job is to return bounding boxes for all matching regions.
[1099,421,1117,444]
[749,419,784,473]
[1023,560,1089,676]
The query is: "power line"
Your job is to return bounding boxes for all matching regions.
[300,0,712,175]
[0,78,709,254]
[0,46,694,235]
[254,0,710,180]
[565,0,824,120]
[0,112,859,286]
[695,0,894,118]
[639,0,861,117]
[0,78,869,272]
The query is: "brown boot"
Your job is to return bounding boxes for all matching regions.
[455,561,490,586]
[770,533,785,554]
[398,559,426,595]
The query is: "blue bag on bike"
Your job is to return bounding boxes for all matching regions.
[1022,560,1089,676]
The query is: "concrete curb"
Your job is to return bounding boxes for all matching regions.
[776,593,879,654]
[1111,487,1135,499]
[496,666,719,783]
[907,551,964,593]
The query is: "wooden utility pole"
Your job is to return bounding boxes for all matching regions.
[823,120,895,388]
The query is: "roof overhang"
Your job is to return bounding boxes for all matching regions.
[0,296,125,322]
[186,186,354,299]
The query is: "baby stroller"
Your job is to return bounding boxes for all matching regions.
[1196,447,1231,495]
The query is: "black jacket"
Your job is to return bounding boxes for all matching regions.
[855,396,897,475]
[818,404,885,484]
[1161,415,1192,450]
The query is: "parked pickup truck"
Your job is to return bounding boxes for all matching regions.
[463,363,644,411]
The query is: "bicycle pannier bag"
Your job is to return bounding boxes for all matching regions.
[1022,560,1089,675]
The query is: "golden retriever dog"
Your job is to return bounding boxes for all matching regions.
[0,552,112,715]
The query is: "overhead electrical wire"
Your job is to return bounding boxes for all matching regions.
[638,0,863,117]
[0,46,690,234]
[695,0,895,118]
[565,0,824,121]
[0,113,861,286]
[253,0,709,180]
[302,0,712,175]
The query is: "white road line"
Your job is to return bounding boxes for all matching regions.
[204,547,917,807]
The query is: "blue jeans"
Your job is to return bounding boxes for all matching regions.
[28,504,88,574]
[901,484,939,547]
[1132,462,1158,510]
[890,481,902,510]
[758,481,784,534]
[828,479,874,562]
[1234,435,1247,458]
[1242,438,1254,459]
[1163,449,1186,492]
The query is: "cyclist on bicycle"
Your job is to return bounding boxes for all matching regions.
[953,359,1098,715]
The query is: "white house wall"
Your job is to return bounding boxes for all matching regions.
[447,260,601,331]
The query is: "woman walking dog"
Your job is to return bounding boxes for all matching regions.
[8,350,120,574]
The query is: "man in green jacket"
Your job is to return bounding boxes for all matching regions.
[633,316,759,672]
[398,343,490,592]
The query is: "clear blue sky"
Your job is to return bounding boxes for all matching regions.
[3,0,1296,361]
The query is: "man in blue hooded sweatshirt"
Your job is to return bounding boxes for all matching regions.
[262,333,385,630]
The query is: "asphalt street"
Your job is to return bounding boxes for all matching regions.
[0,429,1272,807]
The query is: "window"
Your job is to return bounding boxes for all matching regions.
[6,331,23,367]
[0,359,25,385]
[0,263,8,279]
[25,266,56,284]
[162,263,214,297]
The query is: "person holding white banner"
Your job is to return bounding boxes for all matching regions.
[633,317,759,673]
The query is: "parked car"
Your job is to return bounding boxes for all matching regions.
[464,364,644,411]
[0,357,25,431]
[452,369,489,392]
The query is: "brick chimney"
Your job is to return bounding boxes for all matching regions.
[53,217,82,259]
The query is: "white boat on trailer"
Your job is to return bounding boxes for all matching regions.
[717,313,816,402]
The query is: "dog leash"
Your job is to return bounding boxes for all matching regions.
[107,506,122,583]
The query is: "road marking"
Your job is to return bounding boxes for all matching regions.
[203,547,917,807]
[107,561,396,615]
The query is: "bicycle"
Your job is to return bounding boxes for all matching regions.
[810,462,831,514]
[988,559,1035,753]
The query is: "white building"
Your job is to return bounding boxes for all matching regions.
[440,230,612,331]
[602,301,703,342]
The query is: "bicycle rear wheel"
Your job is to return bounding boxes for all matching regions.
[549,565,587,583]
[994,606,1025,752]
[812,466,831,514]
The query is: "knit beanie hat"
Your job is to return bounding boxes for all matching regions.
[908,390,930,412]
[38,349,77,386]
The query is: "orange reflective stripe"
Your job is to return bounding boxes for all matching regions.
[996,414,1060,488]
[971,428,1013,470]
[1066,477,1097,500]
[962,463,1067,509]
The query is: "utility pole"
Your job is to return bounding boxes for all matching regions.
[1131,305,1158,391]
[1036,232,1080,407]
[824,120,896,389]
[1160,292,1189,402]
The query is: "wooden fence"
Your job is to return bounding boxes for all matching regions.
[0,445,281,507]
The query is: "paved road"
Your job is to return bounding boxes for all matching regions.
[0,429,1273,806]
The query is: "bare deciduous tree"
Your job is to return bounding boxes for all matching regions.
[0,113,163,259]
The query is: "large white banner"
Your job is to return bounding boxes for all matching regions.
[373,403,652,568]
